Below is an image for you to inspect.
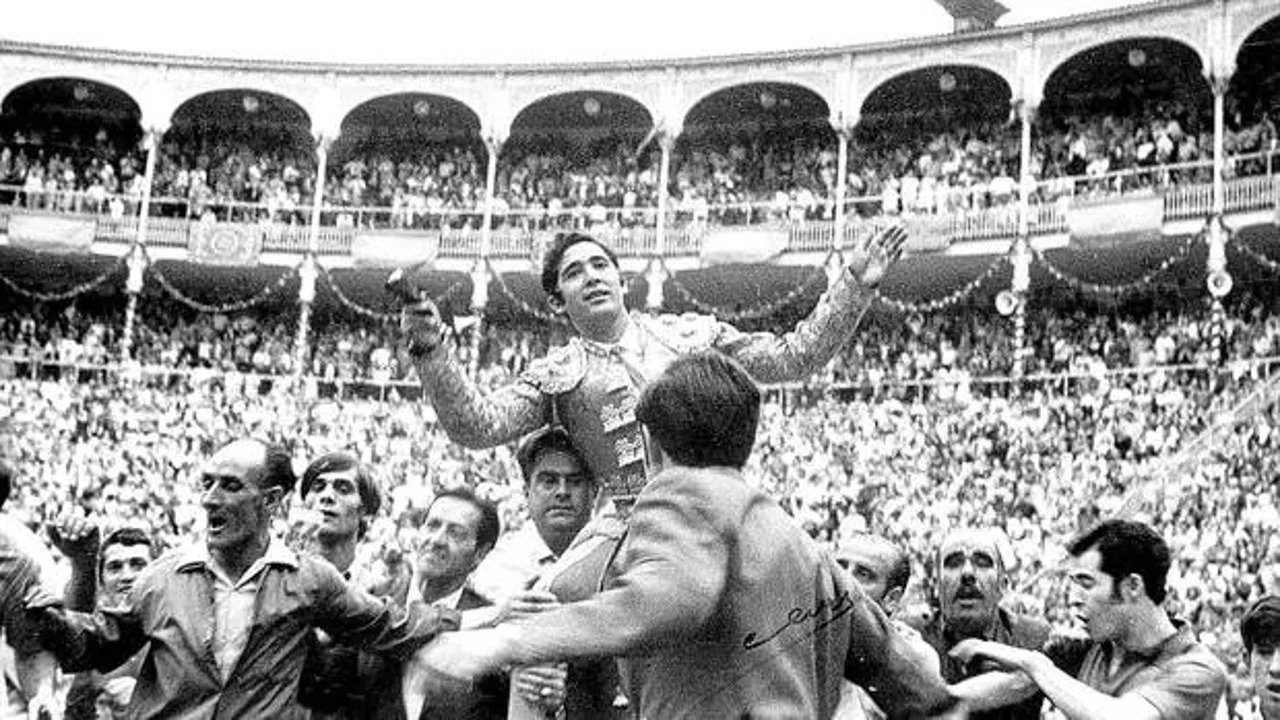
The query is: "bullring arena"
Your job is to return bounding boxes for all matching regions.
[1,0,1279,717]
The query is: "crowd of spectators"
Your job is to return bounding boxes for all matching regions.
[6,278,1280,394]
[3,255,1280,718]
[2,324,1278,716]
[2,93,1271,232]
[830,287,1280,387]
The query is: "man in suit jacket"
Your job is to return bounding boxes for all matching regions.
[403,488,509,720]
[407,352,960,719]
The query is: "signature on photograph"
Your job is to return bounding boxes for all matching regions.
[742,586,856,651]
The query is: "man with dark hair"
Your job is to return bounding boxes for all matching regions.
[1240,595,1280,719]
[952,519,1226,720]
[403,227,904,514]
[917,527,1049,720]
[406,352,959,719]
[473,427,620,720]
[402,487,508,720]
[294,451,412,720]
[0,459,59,719]
[300,451,384,556]
[30,439,466,719]
[49,519,157,720]
[834,533,939,720]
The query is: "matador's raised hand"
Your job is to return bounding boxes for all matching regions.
[388,265,446,360]
[845,221,908,288]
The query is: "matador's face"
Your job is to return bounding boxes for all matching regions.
[554,241,625,332]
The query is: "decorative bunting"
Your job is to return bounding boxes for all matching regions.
[489,260,570,327]
[873,254,1009,314]
[317,263,463,322]
[145,247,299,314]
[1231,238,1280,274]
[0,254,128,302]
[660,251,835,323]
[1031,232,1196,297]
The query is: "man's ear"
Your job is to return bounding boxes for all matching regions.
[263,486,286,512]
[547,294,565,313]
[1121,573,1145,601]
[883,586,906,617]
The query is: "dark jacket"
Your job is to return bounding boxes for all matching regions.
[46,542,460,720]
[918,607,1052,720]
[417,587,508,720]
[497,466,959,719]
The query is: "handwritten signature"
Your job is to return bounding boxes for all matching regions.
[741,587,856,651]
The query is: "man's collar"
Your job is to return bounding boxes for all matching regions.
[576,313,641,355]
[519,523,559,565]
[1125,620,1194,661]
[176,538,299,574]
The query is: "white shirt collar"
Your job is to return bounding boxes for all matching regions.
[176,537,299,578]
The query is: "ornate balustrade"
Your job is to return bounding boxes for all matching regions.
[0,157,1277,262]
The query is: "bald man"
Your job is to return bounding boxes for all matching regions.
[834,532,939,720]
[915,527,1050,720]
[31,439,468,720]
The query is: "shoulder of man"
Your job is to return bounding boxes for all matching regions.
[521,341,586,394]
[1002,607,1052,647]
[1172,633,1229,678]
[638,465,752,521]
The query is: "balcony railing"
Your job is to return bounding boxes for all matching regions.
[0,150,1276,261]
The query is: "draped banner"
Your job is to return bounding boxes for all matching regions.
[351,232,439,269]
[700,227,789,266]
[1068,194,1165,249]
[7,213,96,253]
[188,222,262,266]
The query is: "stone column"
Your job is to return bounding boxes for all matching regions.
[294,254,317,379]
[480,133,503,257]
[833,125,851,250]
[655,131,675,256]
[308,134,332,255]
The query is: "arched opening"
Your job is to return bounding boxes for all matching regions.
[329,93,484,230]
[679,82,834,225]
[856,65,1014,216]
[1039,38,1210,190]
[500,91,656,233]
[0,77,143,211]
[1229,13,1280,177]
[156,89,313,222]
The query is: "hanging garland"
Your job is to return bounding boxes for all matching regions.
[1230,238,1280,274]
[489,264,569,327]
[0,253,128,303]
[316,263,464,322]
[1031,232,1196,297]
[873,254,1009,314]
[660,251,835,323]
[145,247,301,314]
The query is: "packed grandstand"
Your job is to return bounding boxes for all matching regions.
[1,1,1279,717]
